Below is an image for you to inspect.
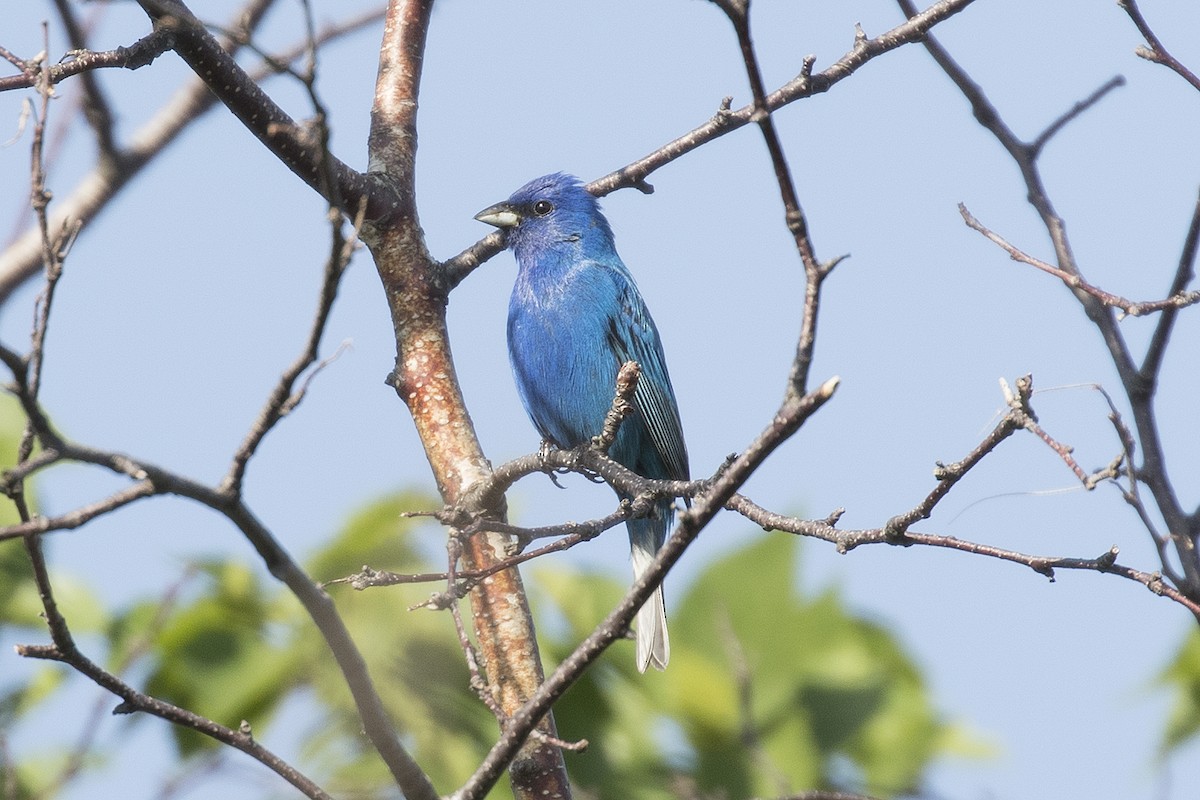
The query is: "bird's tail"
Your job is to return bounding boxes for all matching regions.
[627,507,671,672]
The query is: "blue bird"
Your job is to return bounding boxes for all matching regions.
[475,173,689,672]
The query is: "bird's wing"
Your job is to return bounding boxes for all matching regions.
[600,262,690,482]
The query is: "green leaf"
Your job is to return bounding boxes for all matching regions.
[0,665,65,725]
[535,532,956,798]
[144,561,300,756]
[300,492,504,796]
[306,490,433,582]
[1157,628,1200,754]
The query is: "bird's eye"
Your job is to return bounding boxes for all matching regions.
[532,200,553,216]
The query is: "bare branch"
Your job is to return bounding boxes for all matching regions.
[0,31,174,93]
[897,0,1200,598]
[0,480,156,541]
[960,204,1200,316]
[1030,75,1125,156]
[1142,189,1200,382]
[454,376,840,800]
[710,0,829,397]
[2,339,434,799]
[1,5,385,302]
[221,201,365,496]
[49,0,119,160]
[885,375,1033,537]
[1118,0,1200,92]
[441,0,979,288]
[129,0,372,214]
[15,579,334,800]
[333,506,628,591]
[33,567,198,798]
[726,501,1200,618]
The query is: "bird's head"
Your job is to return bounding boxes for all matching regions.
[475,172,614,262]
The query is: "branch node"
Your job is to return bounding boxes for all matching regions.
[823,507,845,527]
[882,516,913,543]
[933,460,962,481]
[1147,571,1165,595]
[1032,561,1057,581]
[819,252,850,276]
[1134,44,1157,62]
[801,54,816,80]
[409,590,456,612]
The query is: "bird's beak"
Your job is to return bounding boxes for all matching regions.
[474,202,520,229]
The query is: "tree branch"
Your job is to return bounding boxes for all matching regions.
[131,0,373,215]
[897,0,1200,599]
[364,1,567,797]
[440,0,980,288]
[453,377,840,800]
[0,4,385,302]
[1118,0,1200,92]
[710,0,832,397]
[16,541,335,800]
[959,204,1200,316]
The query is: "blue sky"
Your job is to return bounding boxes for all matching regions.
[3,1,1200,798]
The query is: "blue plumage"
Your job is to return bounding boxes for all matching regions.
[475,173,689,672]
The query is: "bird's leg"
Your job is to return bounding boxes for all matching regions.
[538,439,569,489]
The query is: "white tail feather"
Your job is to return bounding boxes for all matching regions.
[630,539,670,672]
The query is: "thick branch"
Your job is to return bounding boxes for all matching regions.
[133,0,374,216]
[365,1,567,797]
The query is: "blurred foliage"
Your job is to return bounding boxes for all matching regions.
[1158,627,1200,755]
[1,394,50,800]
[2,487,992,798]
[539,534,967,799]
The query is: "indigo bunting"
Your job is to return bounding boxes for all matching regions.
[475,173,689,672]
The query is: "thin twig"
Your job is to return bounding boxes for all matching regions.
[0,5,387,300]
[1118,0,1200,92]
[710,0,832,398]
[49,0,120,161]
[885,375,1033,537]
[3,340,432,800]
[725,493,1200,617]
[332,506,628,591]
[221,201,365,495]
[16,621,334,800]
[0,480,156,541]
[0,30,175,93]
[897,0,1200,598]
[32,566,199,799]
[960,204,1200,316]
[441,0,979,288]
[1141,189,1200,383]
[1029,75,1125,157]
